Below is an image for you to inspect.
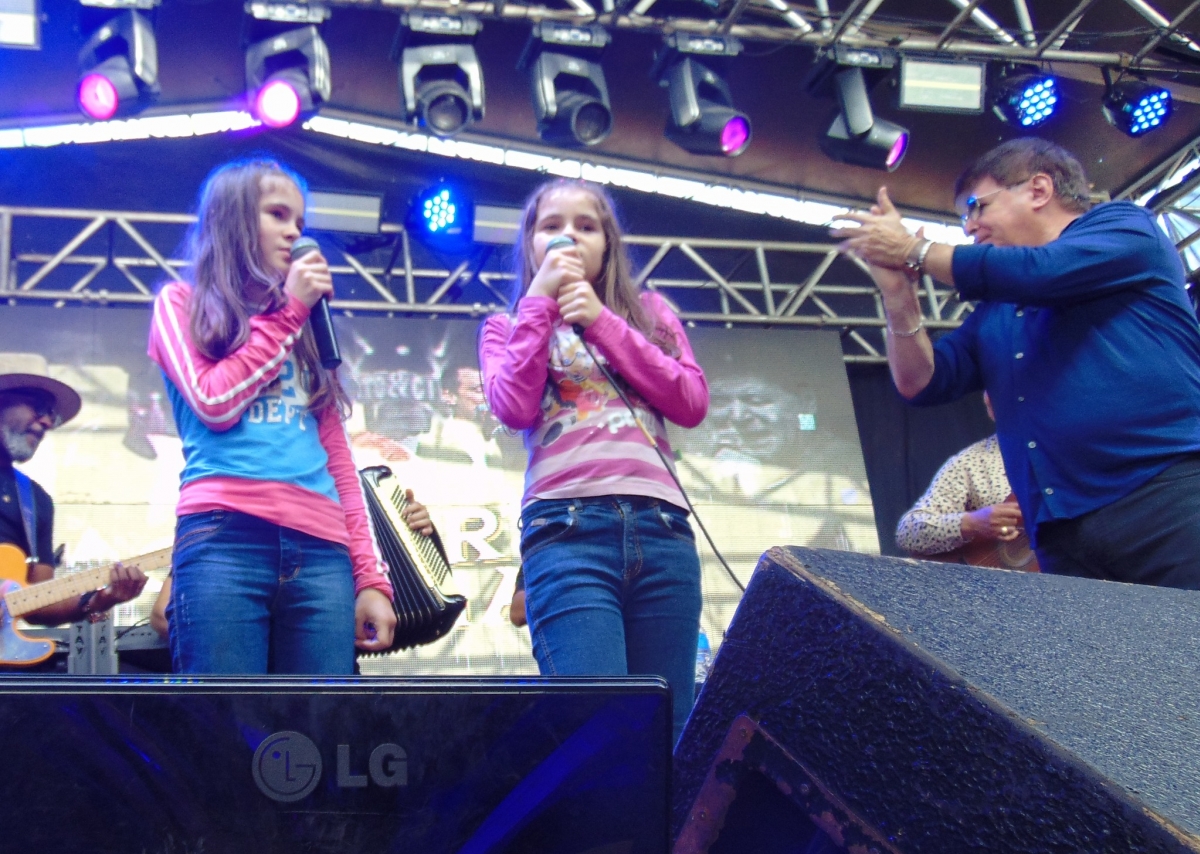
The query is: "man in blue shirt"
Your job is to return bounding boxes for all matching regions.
[834,138,1200,589]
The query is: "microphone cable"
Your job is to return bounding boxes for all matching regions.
[541,234,744,593]
[574,329,746,594]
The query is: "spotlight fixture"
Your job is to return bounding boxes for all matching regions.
[76,6,160,121]
[408,182,474,248]
[1103,76,1172,137]
[991,67,1058,128]
[395,11,484,138]
[519,22,613,148]
[652,33,750,157]
[805,47,908,172]
[245,24,330,128]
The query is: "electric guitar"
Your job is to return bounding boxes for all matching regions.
[0,545,172,667]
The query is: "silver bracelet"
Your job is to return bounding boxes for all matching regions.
[915,239,934,271]
[886,316,925,337]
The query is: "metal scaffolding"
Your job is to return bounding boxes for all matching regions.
[0,204,973,364]
[314,0,1200,75]
[1118,132,1200,285]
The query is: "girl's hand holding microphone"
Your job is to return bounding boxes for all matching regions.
[557,279,603,330]
[532,234,603,330]
[528,234,586,300]
[284,240,334,309]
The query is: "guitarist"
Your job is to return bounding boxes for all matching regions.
[896,393,1027,561]
[0,354,147,625]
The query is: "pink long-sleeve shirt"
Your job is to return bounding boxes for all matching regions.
[148,282,392,599]
[480,291,708,509]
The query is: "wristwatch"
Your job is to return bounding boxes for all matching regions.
[78,590,105,622]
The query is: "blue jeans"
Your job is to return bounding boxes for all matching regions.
[519,495,703,744]
[168,510,357,675]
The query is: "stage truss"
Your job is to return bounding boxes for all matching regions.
[1119,131,1200,285]
[0,204,974,364]
[322,0,1200,78]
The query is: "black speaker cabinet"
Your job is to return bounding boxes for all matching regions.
[674,546,1200,854]
[0,675,671,854]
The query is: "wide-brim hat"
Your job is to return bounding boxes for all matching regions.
[0,353,82,425]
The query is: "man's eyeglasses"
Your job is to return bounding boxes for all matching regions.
[959,178,1031,227]
[0,391,62,428]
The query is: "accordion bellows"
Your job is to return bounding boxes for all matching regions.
[358,465,467,653]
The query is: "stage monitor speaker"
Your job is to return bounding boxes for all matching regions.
[674,546,1200,854]
[0,675,670,854]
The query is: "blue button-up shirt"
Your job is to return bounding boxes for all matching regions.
[912,201,1200,543]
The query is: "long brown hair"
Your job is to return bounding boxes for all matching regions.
[511,179,678,356]
[184,158,348,417]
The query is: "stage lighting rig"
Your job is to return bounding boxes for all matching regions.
[395,11,484,138]
[519,22,613,148]
[1102,73,1172,137]
[245,7,331,129]
[806,47,908,172]
[75,2,160,121]
[991,66,1058,128]
[652,33,750,157]
[408,182,475,249]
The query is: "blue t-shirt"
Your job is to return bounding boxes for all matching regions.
[913,201,1200,541]
[164,356,340,503]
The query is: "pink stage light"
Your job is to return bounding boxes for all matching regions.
[255,79,302,128]
[886,133,909,170]
[78,73,120,121]
[720,116,751,156]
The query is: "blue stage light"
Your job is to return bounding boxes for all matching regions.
[992,72,1058,128]
[409,183,474,247]
[1104,81,1172,137]
[422,189,456,233]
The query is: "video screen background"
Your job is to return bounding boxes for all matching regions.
[3,303,878,673]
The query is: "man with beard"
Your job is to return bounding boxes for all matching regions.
[0,354,146,624]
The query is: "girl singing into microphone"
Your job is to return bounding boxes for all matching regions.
[147,158,397,674]
[479,179,709,742]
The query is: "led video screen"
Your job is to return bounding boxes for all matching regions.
[1,303,877,672]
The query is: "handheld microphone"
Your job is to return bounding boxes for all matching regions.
[544,235,583,334]
[290,236,342,370]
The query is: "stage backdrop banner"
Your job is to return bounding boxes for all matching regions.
[1,303,878,674]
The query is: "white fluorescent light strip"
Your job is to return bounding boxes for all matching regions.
[0,107,968,243]
[303,114,970,243]
[0,110,260,149]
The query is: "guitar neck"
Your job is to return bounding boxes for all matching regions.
[5,565,111,618]
[3,547,172,618]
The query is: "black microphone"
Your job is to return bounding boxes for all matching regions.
[290,236,342,370]
[545,235,583,335]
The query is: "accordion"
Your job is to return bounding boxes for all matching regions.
[358,465,467,653]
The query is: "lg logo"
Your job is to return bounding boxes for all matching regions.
[252,731,408,803]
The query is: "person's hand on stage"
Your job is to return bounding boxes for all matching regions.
[355,587,397,652]
[557,279,604,330]
[961,502,1025,542]
[528,240,586,300]
[867,261,919,302]
[401,488,434,536]
[831,187,917,270]
[509,588,527,628]
[92,561,149,610]
[285,249,334,309]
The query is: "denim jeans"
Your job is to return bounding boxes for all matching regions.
[519,495,703,744]
[168,510,357,675]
